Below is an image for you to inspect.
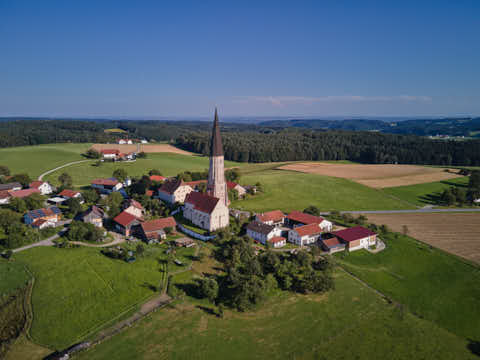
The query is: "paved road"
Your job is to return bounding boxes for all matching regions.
[13,220,72,253]
[320,208,480,215]
[38,159,92,180]
[70,232,126,248]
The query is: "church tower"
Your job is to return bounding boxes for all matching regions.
[207,108,228,207]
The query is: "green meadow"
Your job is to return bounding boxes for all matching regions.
[0,260,31,296]
[77,270,475,360]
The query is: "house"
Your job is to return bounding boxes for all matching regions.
[118,139,127,144]
[31,218,57,229]
[47,196,67,205]
[158,178,193,204]
[333,226,377,252]
[286,211,333,232]
[268,236,287,248]
[119,152,136,161]
[321,237,346,254]
[140,217,177,243]
[0,182,22,192]
[29,181,54,195]
[255,210,285,226]
[24,206,62,226]
[122,199,144,219]
[141,139,148,144]
[183,191,229,231]
[113,211,142,236]
[58,189,82,202]
[227,182,246,197]
[288,223,324,246]
[79,206,105,227]
[149,175,166,183]
[91,178,123,194]
[9,188,41,199]
[174,237,196,248]
[100,149,120,159]
[0,190,12,205]
[145,190,154,197]
[246,221,282,245]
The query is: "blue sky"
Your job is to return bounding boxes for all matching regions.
[1,0,479,117]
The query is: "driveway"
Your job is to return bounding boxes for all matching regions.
[38,159,92,181]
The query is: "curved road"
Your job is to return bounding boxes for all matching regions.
[38,159,92,181]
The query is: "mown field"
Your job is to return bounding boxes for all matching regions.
[12,243,195,350]
[0,143,90,178]
[76,270,476,360]
[232,170,414,212]
[335,232,480,340]
[0,260,31,296]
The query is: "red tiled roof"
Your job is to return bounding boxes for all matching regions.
[29,181,45,189]
[150,175,166,182]
[32,219,49,227]
[125,199,143,210]
[145,190,154,197]
[185,191,219,214]
[257,210,284,223]
[59,189,80,198]
[226,181,239,190]
[141,217,176,233]
[92,178,119,186]
[333,226,377,242]
[159,178,189,195]
[113,211,139,227]
[9,188,40,198]
[268,236,286,244]
[100,149,120,155]
[294,223,322,237]
[322,237,343,248]
[0,190,11,199]
[287,211,324,225]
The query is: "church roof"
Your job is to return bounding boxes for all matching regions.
[210,108,224,156]
[185,191,219,214]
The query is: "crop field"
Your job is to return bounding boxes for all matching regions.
[279,163,463,188]
[13,243,195,350]
[365,213,480,263]
[76,270,475,360]
[335,232,480,340]
[91,143,193,155]
[0,143,90,178]
[233,170,413,212]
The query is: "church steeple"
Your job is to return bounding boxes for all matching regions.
[210,107,224,156]
[207,108,228,207]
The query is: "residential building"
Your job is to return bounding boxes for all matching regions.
[140,217,177,243]
[288,223,324,246]
[227,182,246,197]
[0,190,12,204]
[122,199,144,219]
[100,149,120,159]
[158,178,193,204]
[333,226,377,251]
[321,237,346,254]
[79,206,104,227]
[9,188,41,199]
[268,236,287,248]
[183,191,229,231]
[246,221,282,245]
[91,178,123,194]
[150,175,166,182]
[113,211,142,236]
[24,207,62,226]
[0,182,22,192]
[31,218,56,229]
[286,210,333,231]
[58,189,82,201]
[255,210,285,226]
[29,181,54,195]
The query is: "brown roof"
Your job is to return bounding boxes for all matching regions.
[159,178,189,195]
[247,221,276,235]
[141,217,176,233]
[92,178,119,186]
[257,210,284,223]
[185,191,219,214]
[0,190,11,199]
[287,211,324,225]
[83,205,104,218]
[101,149,120,155]
[125,199,143,210]
[322,237,344,248]
[9,188,40,198]
[150,175,166,182]
[29,181,45,189]
[210,108,224,156]
[113,211,140,227]
[0,182,22,191]
[59,189,80,198]
[268,236,286,244]
[227,181,242,190]
[32,218,49,227]
[294,223,323,237]
[333,226,377,242]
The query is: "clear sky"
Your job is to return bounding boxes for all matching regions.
[1,0,479,118]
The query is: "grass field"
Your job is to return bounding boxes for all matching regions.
[0,260,31,296]
[13,243,195,350]
[335,233,480,340]
[365,213,480,264]
[232,170,414,212]
[76,270,476,360]
[0,143,90,178]
[382,177,470,206]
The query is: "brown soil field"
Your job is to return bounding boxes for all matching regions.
[365,213,480,264]
[91,143,193,155]
[279,163,462,188]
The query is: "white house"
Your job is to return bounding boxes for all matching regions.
[246,221,282,245]
[0,191,11,205]
[100,149,120,159]
[58,189,82,201]
[288,223,324,246]
[158,178,193,204]
[286,210,332,232]
[268,236,287,248]
[332,226,377,252]
[91,178,123,194]
[122,199,144,219]
[29,181,54,195]
[227,182,247,198]
[255,210,285,226]
[183,191,229,232]
[141,139,148,144]
[118,139,127,144]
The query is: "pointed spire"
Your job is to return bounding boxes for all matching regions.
[210,107,224,156]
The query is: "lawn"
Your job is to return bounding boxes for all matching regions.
[382,177,470,206]
[0,143,90,178]
[12,244,192,350]
[44,153,246,188]
[335,232,480,340]
[76,270,476,360]
[0,260,31,296]
[232,170,414,212]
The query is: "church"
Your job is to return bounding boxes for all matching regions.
[183,109,230,231]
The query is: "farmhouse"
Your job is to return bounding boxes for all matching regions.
[286,210,333,231]
[246,221,282,245]
[158,178,193,204]
[10,188,41,199]
[113,211,142,236]
[333,226,377,251]
[29,181,54,195]
[100,149,120,159]
[0,182,22,192]
[122,199,144,219]
[183,191,229,232]
[140,217,176,243]
[255,210,285,226]
[227,181,246,197]
[321,237,346,254]
[288,223,324,246]
[268,236,287,248]
[79,206,105,227]
[59,189,82,201]
[91,178,123,194]
[24,206,62,226]
[0,190,12,204]
[31,218,56,229]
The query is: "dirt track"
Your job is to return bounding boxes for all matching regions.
[279,163,462,188]
[91,144,193,155]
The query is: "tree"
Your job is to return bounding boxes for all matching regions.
[67,221,103,242]
[197,182,207,193]
[58,172,73,188]
[101,191,124,217]
[24,193,45,210]
[136,244,145,257]
[164,226,173,235]
[82,189,99,204]
[303,205,320,216]
[137,151,147,158]
[199,278,219,303]
[85,148,101,159]
[10,173,31,187]
[225,168,241,182]
[469,171,480,191]
[9,197,27,213]
[113,169,128,183]
[0,165,10,176]
[402,225,409,236]
[149,169,163,176]
[66,197,82,217]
